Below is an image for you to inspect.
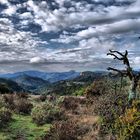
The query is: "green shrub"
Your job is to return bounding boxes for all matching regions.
[45,120,79,140]
[16,93,29,99]
[55,96,65,105]
[73,87,85,96]
[114,100,140,140]
[0,96,6,108]
[31,102,63,125]
[2,94,15,110]
[14,98,33,114]
[0,84,11,94]
[59,97,79,110]
[86,78,130,136]
[0,107,12,127]
[84,78,110,98]
[2,94,33,114]
[94,91,128,135]
[39,94,47,102]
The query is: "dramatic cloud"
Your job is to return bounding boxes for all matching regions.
[0,0,140,73]
[20,0,140,33]
[0,17,48,63]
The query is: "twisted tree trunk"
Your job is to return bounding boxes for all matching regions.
[107,50,140,103]
[129,78,138,102]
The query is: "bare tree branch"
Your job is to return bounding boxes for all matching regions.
[107,67,127,76]
[109,50,124,57]
[107,53,123,60]
[108,50,132,72]
[107,50,133,80]
[107,49,140,102]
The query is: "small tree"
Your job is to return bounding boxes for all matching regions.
[107,50,140,102]
[0,84,11,94]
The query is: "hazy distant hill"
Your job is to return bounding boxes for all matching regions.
[0,78,24,93]
[10,74,50,93]
[0,70,80,83]
[0,70,80,94]
[74,71,108,83]
[0,71,108,95]
[46,71,108,95]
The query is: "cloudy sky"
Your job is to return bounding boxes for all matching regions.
[0,0,140,73]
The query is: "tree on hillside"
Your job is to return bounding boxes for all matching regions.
[0,84,11,94]
[107,50,140,102]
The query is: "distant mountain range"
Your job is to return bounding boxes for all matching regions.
[0,70,80,83]
[0,70,108,94]
[0,70,80,93]
[47,71,108,95]
[11,74,50,93]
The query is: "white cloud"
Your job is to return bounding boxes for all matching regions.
[30,57,46,63]
[77,27,96,38]
[22,0,140,33]
[78,37,115,57]
[52,18,140,44]
[2,5,17,16]
[0,0,9,5]
[19,12,33,19]
[0,17,48,63]
[134,57,140,65]
[53,37,116,63]
[55,0,70,6]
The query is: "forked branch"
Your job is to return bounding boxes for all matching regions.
[107,49,140,102]
[107,67,127,76]
[107,50,133,79]
[107,50,130,67]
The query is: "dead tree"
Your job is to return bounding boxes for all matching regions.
[107,50,140,102]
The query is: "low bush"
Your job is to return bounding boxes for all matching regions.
[0,96,6,108]
[85,78,130,136]
[59,96,82,111]
[73,87,85,96]
[31,102,63,125]
[114,100,140,140]
[39,94,47,102]
[2,94,15,110]
[16,93,29,99]
[2,94,33,114]
[0,84,11,94]
[14,98,33,114]
[45,120,79,140]
[84,78,111,98]
[0,107,12,127]
[94,91,128,135]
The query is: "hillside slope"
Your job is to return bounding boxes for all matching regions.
[11,74,50,93]
[0,70,80,83]
[0,78,24,93]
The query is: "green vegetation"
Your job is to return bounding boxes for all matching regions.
[0,71,140,139]
[0,78,24,93]
[0,114,50,140]
[0,94,51,140]
[0,84,10,94]
[83,76,140,140]
[31,102,63,125]
[114,100,140,140]
[45,120,79,140]
[0,107,12,128]
[72,87,85,96]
